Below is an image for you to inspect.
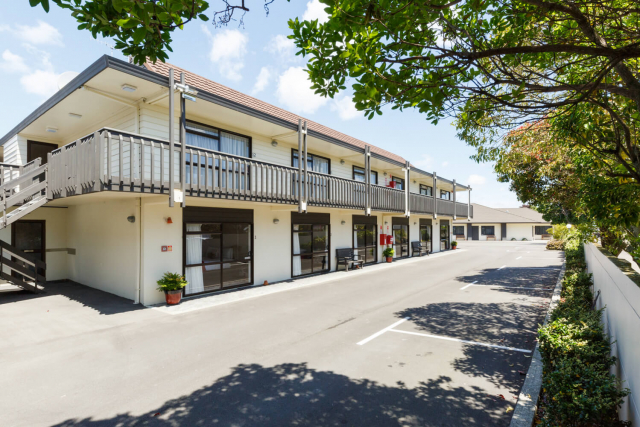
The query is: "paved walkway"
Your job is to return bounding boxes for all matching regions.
[0,241,562,426]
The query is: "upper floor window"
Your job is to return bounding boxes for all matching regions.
[390,176,404,190]
[185,121,250,158]
[440,190,451,200]
[292,150,330,174]
[353,166,378,185]
[419,184,432,196]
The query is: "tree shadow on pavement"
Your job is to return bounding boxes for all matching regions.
[456,266,561,291]
[52,363,511,427]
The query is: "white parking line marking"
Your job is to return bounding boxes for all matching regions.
[388,329,532,353]
[460,281,478,290]
[516,256,522,260]
[498,265,507,270]
[357,318,409,346]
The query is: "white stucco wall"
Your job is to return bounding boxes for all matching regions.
[585,243,640,426]
[66,198,140,300]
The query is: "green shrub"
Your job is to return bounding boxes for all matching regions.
[157,272,187,292]
[541,358,630,426]
[537,234,630,426]
[546,239,565,250]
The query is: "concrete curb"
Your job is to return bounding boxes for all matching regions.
[510,262,565,426]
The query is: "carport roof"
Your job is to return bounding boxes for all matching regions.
[454,204,550,224]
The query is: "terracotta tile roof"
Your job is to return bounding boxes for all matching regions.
[143,60,407,165]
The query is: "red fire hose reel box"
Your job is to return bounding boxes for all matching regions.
[379,233,387,246]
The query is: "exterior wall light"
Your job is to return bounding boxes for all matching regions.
[341,220,346,225]
[340,159,345,165]
[273,218,280,224]
[127,216,136,223]
[271,140,278,147]
[121,84,137,92]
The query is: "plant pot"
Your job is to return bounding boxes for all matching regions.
[164,289,183,305]
[452,246,457,250]
[386,256,393,263]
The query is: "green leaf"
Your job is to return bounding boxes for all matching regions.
[132,27,147,45]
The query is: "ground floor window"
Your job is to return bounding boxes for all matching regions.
[420,224,432,253]
[440,222,450,250]
[452,226,465,236]
[292,224,329,277]
[353,223,377,264]
[481,226,495,235]
[184,222,252,295]
[393,224,409,258]
[535,225,550,235]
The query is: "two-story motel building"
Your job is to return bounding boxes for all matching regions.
[0,56,473,305]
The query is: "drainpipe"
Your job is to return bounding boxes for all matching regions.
[134,197,142,304]
[433,171,437,219]
[453,179,457,220]
[168,69,175,207]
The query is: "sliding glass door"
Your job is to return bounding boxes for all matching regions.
[393,224,409,258]
[420,224,432,253]
[440,220,450,251]
[292,224,330,277]
[184,222,252,295]
[353,224,377,264]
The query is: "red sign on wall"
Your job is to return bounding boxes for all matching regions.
[161,246,173,252]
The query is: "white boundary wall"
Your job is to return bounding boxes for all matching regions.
[585,243,640,425]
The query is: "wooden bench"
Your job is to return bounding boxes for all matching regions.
[411,241,429,257]
[541,234,552,240]
[336,248,365,271]
[486,235,496,241]
[455,234,466,241]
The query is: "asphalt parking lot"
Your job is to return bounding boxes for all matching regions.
[0,241,563,426]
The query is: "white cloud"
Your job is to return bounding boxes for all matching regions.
[330,94,361,120]
[442,161,449,168]
[467,174,487,186]
[265,34,295,59]
[15,21,63,46]
[20,69,60,96]
[412,154,434,170]
[0,50,30,74]
[203,27,248,81]
[276,66,328,114]
[252,67,271,95]
[302,0,329,24]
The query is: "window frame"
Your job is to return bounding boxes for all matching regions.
[183,221,254,296]
[419,184,433,196]
[440,190,451,200]
[481,226,495,236]
[185,119,253,158]
[291,222,331,277]
[535,225,550,235]
[352,223,378,264]
[390,175,405,190]
[452,226,465,235]
[291,149,332,175]
[352,165,378,185]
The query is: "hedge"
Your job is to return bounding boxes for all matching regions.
[537,233,630,426]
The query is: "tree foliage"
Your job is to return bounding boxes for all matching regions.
[29,0,280,64]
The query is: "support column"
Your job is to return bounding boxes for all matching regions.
[297,119,303,213]
[433,171,437,219]
[180,72,186,207]
[468,186,472,220]
[365,145,371,216]
[405,161,410,217]
[297,120,308,213]
[168,69,175,207]
[453,179,457,220]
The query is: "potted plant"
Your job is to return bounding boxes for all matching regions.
[157,272,188,305]
[452,240,458,250]
[383,247,395,263]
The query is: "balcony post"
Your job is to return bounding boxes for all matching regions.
[433,171,437,219]
[168,68,175,207]
[180,72,187,207]
[365,145,371,215]
[297,120,308,213]
[468,186,472,220]
[303,121,308,211]
[405,161,410,217]
[453,179,457,220]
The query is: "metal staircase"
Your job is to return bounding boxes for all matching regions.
[0,159,49,292]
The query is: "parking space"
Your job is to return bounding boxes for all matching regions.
[0,241,562,426]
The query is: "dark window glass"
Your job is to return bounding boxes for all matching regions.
[313,225,329,252]
[201,234,222,263]
[27,141,58,165]
[202,265,222,292]
[481,226,495,235]
[420,185,432,196]
[440,223,450,250]
[391,176,404,190]
[353,224,377,265]
[440,190,451,200]
[185,121,250,158]
[453,226,465,235]
[223,262,251,288]
[293,222,331,277]
[393,224,409,258]
[353,166,378,185]
[535,226,550,235]
[292,150,330,174]
[222,223,251,262]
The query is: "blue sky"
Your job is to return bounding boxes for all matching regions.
[0,0,520,207]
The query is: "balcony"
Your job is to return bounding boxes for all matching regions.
[45,129,472,218]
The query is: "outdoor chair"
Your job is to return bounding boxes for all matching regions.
[486,235,497,241]
[336,248,365,271]
[411,241,429,257]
